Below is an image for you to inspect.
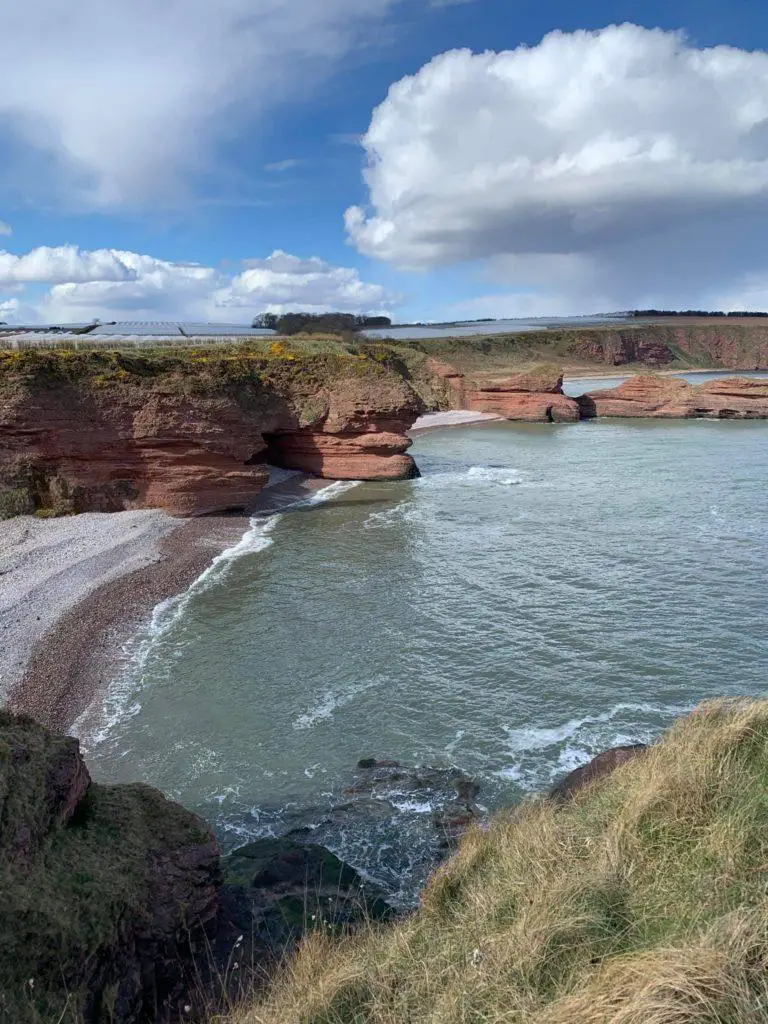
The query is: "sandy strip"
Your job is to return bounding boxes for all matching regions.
[410,410,503,433]
[3,471,325,732]
[0,510,177,699]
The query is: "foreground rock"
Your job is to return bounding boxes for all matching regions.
[0,349,426,517]
[0,711,220,1023]
[578,374,768,419]
[214,838,392,1001]
[0,712,398,1022]
[549,744,648,800]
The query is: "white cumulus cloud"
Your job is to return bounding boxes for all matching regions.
[0,0,407,206]
[347,24,768,311]
[212,251,397,314]
[0,246,139,286]
[0,298,21,320]
[0,245,398,322]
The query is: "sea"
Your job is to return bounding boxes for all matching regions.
[78,371,768,902]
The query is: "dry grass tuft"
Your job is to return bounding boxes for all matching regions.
[224,699,768,1024]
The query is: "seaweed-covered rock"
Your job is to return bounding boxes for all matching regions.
[0,712,219,1023]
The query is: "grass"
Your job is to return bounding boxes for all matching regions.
[229,699,768,1024]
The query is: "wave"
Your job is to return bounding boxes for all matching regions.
[76,478,361,747]
[418,465,523,488]
[498,700,697,791]
[293,677,379,731]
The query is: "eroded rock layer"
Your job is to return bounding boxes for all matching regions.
[578,375,768,419]
[0,350,425,516]
[466,366,580,422]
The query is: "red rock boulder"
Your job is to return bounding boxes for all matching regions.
[466,365,580,422]
[688,376,768,418]
[268,430,419,480]
[549,744,648,801]
[577,374,695,418]
[268,370,424,480]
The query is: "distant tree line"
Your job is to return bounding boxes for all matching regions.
[632,309,768,318]
[252,312,392,334]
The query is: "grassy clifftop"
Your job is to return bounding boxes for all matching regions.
[237,699,768,1024]
[0,339,447,407]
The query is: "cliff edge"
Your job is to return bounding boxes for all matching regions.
[0,347,430,517]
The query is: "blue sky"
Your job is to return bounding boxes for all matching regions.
[2,0,768,323]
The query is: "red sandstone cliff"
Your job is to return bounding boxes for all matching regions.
[466,366,580,422]
[578,375,768,419]
[0,350,425,517]
[427,361,580,422]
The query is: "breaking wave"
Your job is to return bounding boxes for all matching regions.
[75,479,360,747]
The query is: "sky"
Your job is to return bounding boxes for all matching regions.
[2,0,768,324]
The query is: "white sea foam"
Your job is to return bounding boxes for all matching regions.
[498,700,697,790]
[418,466,522,489]
[390,799,434,814]
[292,678,377,731]
[502,701,696,753]
[76,479,361,747]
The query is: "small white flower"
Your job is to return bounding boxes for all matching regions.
[28,980,35,990]
[184,1006,192,1015]
[233,963,240,971]
[471,948,483,967]
[235,934,244,946]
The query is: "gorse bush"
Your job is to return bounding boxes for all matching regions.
[231,699,768,1024]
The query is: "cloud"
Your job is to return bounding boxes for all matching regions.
[0,245,398,322]
[212,250,398,314]
[0,298,20,320]
[264,159,302,173]
[0,246,139,286]
[0,0,406,206]
[347,24,768,311]
[0,221,11,237]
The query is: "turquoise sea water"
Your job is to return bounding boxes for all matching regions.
[81,386,768,899]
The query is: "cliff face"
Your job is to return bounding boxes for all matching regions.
[0,711,220,1023]
[415,323,768,375]
[560,323,768,370]
[0,349,426,517]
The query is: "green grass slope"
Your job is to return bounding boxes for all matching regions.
[235,699,768,1024]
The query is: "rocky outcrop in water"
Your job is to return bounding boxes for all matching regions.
[426,361,580,422]
[0,711,220,1023]
[0,349,426,516]
[265,382,422,480]
[578,375,768,419]
[466,366,580,422]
